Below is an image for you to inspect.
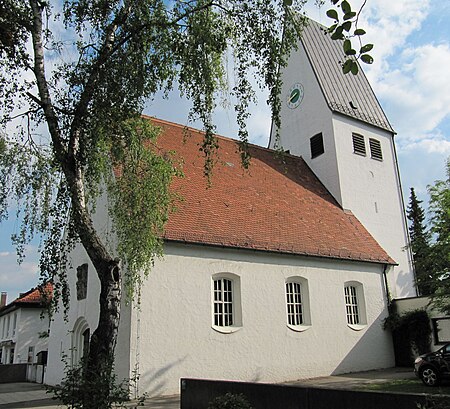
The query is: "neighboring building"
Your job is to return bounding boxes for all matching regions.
[0,284,52,383]
[394,296,450,350]
[45,20,416,397]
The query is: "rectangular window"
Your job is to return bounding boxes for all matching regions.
[310,133,324,159]
[344,285,360,325]
[352,133,366,156]
[213,278,233,327]
[369,138,383,160]
[28,346,34,363]
[286,282,303,326]
[12,313,17,337]
[432,318,450,344]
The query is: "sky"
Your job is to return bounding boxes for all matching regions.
[1,0,449,302]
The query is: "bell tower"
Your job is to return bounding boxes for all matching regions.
[269,20,416,299]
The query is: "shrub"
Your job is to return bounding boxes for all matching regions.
[207,392,253,409]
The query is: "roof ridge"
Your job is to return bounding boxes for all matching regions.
[142,115,307,163]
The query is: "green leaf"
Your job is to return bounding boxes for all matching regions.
[331,31,344,41]
[354,28,366,36]
[331,0,339,4]
[341,0,351,14]
[342,21,351,32]
[343,39,351,53]
[360,43,374,53]
[326,9,339,20]
[283,0,293,6]
[343,11,357,20]
[361,54,374,64]
[345,48,357,56]
[350,61,359,75]
[343,59,352,74]
[328,23,338,33]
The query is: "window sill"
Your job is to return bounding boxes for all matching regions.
[347,323,366,331]
[287,324,311,333]
[211,325,242,334]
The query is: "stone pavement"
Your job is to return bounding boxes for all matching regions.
[285,367,416,389]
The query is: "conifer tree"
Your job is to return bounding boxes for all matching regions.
[407,187,433,295]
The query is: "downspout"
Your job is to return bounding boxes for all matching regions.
[382,264,394,314]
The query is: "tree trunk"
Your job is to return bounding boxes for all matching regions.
[83,258,122,409]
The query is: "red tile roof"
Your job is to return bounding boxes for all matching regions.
[150,117,395,265]
[0,283,53,316]
[14,283,53,305]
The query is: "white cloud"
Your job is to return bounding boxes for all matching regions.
[374,43,450,146]
[403,138,450,155]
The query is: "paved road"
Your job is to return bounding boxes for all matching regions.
[0,368,415,408]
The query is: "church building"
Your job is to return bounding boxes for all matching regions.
[45,20,416,397]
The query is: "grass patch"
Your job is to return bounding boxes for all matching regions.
[358,379,450,395]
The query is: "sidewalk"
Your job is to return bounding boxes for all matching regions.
[0,383,180,409]
[0,368,415,408]
[285,367,416,389]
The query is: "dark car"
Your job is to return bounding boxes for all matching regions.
[414,343,450,386]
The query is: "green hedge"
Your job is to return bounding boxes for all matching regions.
[384,309,431,366]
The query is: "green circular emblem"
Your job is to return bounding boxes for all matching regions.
[287,83,304,109]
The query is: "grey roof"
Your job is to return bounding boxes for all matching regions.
[300,19,394,133]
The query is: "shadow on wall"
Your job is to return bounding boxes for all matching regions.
[139,355,187,397]
[331,310,394,376]
[396,267,416,299]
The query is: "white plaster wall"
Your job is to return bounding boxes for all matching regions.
[269,39,341,204]
[45,188,132,386]
[15,309,49,364]
[131,242,394,397]
[331,114,415,299]
[0,308,49,364]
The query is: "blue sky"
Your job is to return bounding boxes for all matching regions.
[1,0,449,301]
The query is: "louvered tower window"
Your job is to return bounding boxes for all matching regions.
[369,138,383,161]
[352,133,366,156]
[310,133,324,159]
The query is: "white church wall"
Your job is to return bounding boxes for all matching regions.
[131,242,394,397]
[46,189,132,386]
[269,39,341,204]
[331,114,415,299]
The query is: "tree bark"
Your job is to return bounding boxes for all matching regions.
[83,259,122,409]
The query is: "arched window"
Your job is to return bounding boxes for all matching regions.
[72,317,90,366]
[344,281,367,330]
[285,277,311,331]
[211,273,242,333]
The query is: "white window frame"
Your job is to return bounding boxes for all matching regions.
[71,317,90,366]
[344,281,367,331]
[285,277,311,332]
[211,273,242,334]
